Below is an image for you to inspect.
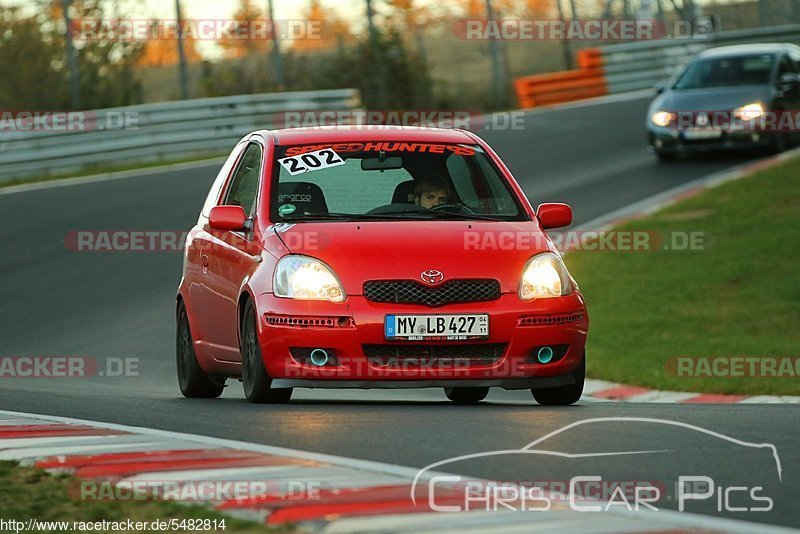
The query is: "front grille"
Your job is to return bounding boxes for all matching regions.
[363,279,501,306]
[364,343,506,366]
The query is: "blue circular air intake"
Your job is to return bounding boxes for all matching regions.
[310,349,329,366]
[537,346,554,364]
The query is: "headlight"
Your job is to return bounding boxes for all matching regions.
[519,252,573,300]
[733,102,764,121]
[651,111,673,127]
[274,255,345,302]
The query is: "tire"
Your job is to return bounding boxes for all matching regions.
[768,132,788,154]
[531,355,585,406]
[655,151,678,162]
[241,300,292,404]
[176,301,224,398]
[444,387,489,404]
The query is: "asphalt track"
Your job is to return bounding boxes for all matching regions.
[0,94,797,528]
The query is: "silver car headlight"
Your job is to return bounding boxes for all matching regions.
[274,255,345,302]
[519,252,573,300]
[732,102,765,121]
[651,111,673,127]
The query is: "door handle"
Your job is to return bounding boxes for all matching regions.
[201,254,209,273]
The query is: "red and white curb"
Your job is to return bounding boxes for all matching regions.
[582,379,800,404]
[0,410,794,533]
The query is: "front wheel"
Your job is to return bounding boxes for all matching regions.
[241,300,292,404]
[655,150,678,162]
[767,132,788,154]
[176,302,224,398]
[444,387,489,404]
[531,355,585,406]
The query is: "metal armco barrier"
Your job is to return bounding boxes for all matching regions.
[514,24,800,108]
[599,24,800,94]
[0,89,361,181]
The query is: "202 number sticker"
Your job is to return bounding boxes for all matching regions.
[278,149,345,176]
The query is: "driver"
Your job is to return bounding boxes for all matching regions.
[413,178,450,209]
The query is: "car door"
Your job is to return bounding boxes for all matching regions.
[200,142,265,362]
[187,141,246,347]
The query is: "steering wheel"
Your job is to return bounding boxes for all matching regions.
[430,203,476,214]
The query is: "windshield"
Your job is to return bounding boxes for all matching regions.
[270,141,527,222]
[673,54,775,90]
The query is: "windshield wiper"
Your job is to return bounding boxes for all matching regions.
[283,212,415,221]
[283,211,506,222]
[422,211,506,222]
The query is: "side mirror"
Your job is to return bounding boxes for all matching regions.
[655,81,669,95]
[537,203,572,230]
[209,205,247,231]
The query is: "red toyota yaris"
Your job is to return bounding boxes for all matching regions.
[176,126,588,404]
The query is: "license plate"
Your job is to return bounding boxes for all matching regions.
[385,314,489,340]
[683,129,722,140]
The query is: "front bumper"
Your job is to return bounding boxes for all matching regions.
[255,292,588,387]
[647,126,773,154]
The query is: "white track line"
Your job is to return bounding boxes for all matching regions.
[0,157,224,196]
[572,146,800,233]
[0,409,795,533]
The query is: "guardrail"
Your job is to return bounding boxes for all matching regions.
[513,24,800,108]
[599,24,800,94]
[0,89,361,181]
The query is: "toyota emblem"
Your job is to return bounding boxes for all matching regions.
[420,269,444,285]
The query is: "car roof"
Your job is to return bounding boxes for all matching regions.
[257,125,477,146]
[698,43,800,59]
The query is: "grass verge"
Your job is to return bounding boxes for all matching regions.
[565,156,800,395]
[0,461,286,533]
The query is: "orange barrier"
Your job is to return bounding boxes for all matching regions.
[514,48,607,108]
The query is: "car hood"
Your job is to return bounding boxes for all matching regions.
[651,85,775,113]
[272,220,556,295]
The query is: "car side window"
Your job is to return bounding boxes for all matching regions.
[222,143,262,217]
[791,51,800,70]
[778,55,797,76]
[201,142,246,217]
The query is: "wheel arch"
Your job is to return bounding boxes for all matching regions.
[236,287,257,352]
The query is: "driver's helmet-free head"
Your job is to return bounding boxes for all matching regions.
[414,178,450,208]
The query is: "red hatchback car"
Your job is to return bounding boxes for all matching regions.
[176,126,589,404]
